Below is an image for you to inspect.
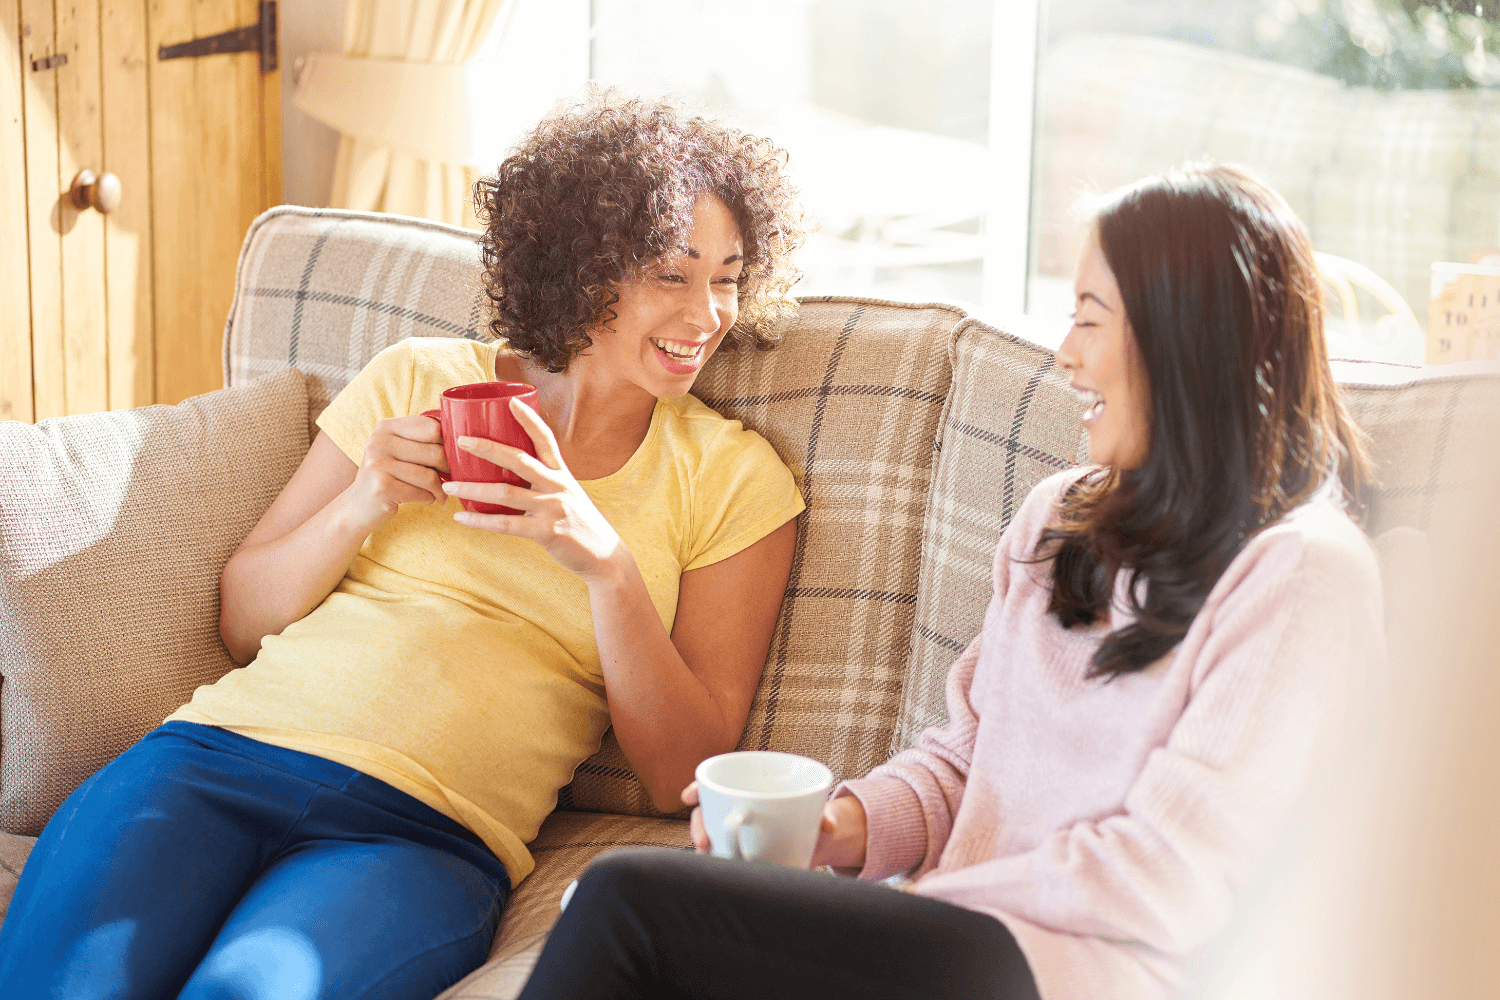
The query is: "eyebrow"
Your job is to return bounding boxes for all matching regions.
[683,249,744,265]
[1077,291,1113,311]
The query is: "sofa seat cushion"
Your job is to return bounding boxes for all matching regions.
[0,369,308,834]
[436,811,691,1000]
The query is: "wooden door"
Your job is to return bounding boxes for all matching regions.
[2,0,280,422]
[149,0,280,405]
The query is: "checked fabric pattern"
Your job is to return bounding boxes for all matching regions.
[1335,359,1500,574]
[224,207,968,818]
[224,207,494,441]
[894,320,1089,750]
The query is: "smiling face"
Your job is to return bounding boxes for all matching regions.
[1057,229,1151,470]
[590,193,744,399]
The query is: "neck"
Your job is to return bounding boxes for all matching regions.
[518,355,657,451]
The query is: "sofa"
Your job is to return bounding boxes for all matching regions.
[1,206,1496,998]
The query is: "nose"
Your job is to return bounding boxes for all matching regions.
[1056,322,1081,373]
[684,281,725,334]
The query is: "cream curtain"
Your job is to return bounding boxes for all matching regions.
[329,0,513,227]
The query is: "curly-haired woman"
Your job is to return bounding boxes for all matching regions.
[0,91,807,1000]
[513,164,1386,1000]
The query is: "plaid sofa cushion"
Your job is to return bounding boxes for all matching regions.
[224,208,967,816]
[0,369,308,834]
[224,207,493,441]
[897,321,1500,747]
[895,319,1088,750]
[435,812,690,1000]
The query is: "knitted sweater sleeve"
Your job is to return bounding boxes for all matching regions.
[914,517,1384,955]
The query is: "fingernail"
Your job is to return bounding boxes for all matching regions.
[441,481,457,493]
[457,436,477,448]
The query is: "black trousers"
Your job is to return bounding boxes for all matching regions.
[517,848,1041,1000]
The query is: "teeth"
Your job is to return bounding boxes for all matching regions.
[1075,388,1105,418]
[651,338,702,361]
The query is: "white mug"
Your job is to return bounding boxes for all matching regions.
[695,751,834,868]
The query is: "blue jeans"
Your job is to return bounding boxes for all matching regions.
[0,721,510,1000]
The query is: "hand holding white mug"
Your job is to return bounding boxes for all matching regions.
[682,767,869,870]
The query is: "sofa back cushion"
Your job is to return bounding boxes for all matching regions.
[896,319,1087,747]
[897,319,1500,748]
[224,207,494,442]
[225,207,966,815]
[0,370,307,833]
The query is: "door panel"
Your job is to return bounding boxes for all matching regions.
[101,0,153,410]
[1,0,34,421]
[56,0,109,416]
[20,0,63,420]
[6,0,280,420]
[151,0,281,406]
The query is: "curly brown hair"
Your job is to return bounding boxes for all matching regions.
[474,88,807,373]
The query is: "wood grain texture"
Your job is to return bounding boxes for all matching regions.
[148,0,275,405]
[146,0,197,405]
[101,0,154,410]
[20,0,62,419]
[55,0,108,415]
[1,0,35,421]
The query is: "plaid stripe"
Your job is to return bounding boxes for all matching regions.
[433,812,690,1000]
[1339,362,1500,577]
[895,320,1088,750]
[224,207,491,440]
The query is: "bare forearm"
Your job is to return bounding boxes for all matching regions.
[219,486,373,662]
[588,552,740,811]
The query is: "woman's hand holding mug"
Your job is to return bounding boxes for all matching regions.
[345,415,452,532]
[443,396,626,585]
[681,773,869,871]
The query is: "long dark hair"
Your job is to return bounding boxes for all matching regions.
[1039,163,1370,680]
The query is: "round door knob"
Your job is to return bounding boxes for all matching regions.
[69,170,122,214]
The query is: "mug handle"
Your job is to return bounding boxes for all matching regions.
[420,409,451,483]
[722,808,749,861]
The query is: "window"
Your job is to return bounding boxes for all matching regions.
[582,0,1500,361]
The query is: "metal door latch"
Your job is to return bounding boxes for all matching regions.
[158,1,277,74]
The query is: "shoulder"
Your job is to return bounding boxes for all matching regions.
[1007,466,1096,547]
[365,337,497,413]
[402,336,499,378]
[660,394,790,477]
[1211,495,1381,617]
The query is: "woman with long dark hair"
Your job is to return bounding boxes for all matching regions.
[514,163,1384,1000]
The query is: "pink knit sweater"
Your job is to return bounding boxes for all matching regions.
[840,470,1384,1000]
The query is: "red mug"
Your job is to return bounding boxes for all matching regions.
[422,382,539,515]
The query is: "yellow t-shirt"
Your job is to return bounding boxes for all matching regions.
[171,337,804,885]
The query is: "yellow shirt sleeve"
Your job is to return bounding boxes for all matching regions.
[685,422,805,572]
[315,339,419,464]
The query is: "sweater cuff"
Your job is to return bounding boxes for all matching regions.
[835,777,927,881]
